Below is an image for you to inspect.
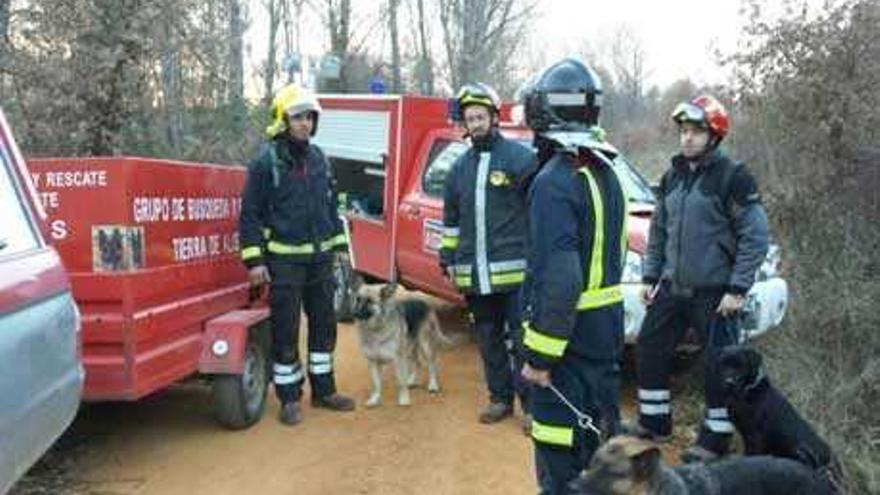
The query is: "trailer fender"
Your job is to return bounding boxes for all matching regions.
[199,308,270,375]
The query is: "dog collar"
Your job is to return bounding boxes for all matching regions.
[743,365,767,392]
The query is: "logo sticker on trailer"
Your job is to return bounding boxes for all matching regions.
[91,225,145,272]
[423,218,444,253]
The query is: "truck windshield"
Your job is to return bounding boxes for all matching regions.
[513,139,655,205]
[610,154,655,205]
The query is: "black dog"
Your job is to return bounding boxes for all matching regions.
[574,435,832,495]
[719,345,846,493]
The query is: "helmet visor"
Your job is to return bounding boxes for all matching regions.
[672,102,706,123]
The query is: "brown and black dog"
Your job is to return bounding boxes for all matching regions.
[719,345,846,493]
[573,435,832,495]
[353,282,452,407]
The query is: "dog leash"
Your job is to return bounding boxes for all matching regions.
[547,383,602,438]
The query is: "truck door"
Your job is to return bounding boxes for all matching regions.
[313,105,396,280]
[396,134,467,301]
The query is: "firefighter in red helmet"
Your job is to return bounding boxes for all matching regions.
[625,95,770,463]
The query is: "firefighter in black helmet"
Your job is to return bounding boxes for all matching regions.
[440,82,536,429]
[519,58,628,494]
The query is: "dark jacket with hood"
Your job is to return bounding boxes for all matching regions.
[643,148,769,295]
[239,135,346,268]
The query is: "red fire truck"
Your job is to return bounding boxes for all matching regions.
[318,95,657,333]
[317,95,788,342]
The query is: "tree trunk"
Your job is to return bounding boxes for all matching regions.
[415,0,434,95]
[388,0,402,93]
[160,18,184,156]
[0,0,10,97]
[228,0,246,128]
[264,0,280,104]
[326,0,351,91]
[0,0,9,58]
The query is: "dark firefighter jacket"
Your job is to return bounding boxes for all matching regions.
[439,130,536,295]
[239,136,346,268]
[521,149,628,369]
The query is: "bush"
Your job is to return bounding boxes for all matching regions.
[728,1,880,492]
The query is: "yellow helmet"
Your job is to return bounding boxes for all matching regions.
[265,84,323,138]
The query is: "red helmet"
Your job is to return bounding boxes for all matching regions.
[671,95,729,139]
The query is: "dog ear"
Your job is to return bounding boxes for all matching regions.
[631,445,661,483]
[744,347,763,372]
[351,272,364,292]
[379,282,397,300]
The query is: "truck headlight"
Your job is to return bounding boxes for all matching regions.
[756,244,781,281]
[621,250,643,284]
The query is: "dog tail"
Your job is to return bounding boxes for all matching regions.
[427,312,467,349]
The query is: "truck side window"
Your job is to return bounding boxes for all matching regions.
[0,144,40,255]
[423,140,468,198]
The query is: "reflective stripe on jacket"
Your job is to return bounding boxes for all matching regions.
[239,139,347,267]
[439,130,536,295]
[521,149,628,368]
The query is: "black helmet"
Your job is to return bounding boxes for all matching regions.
[456,82,501,114]
[521,58,603,132]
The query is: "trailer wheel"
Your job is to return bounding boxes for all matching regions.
[333,255,359,322]
[212,333,269,430]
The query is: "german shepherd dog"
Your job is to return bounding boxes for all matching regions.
[353,282,450,407]
[719,345,846,493]
[574,436,832,495]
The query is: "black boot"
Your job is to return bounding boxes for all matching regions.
[478,402,513,424]
[312,393,356,411]
[279,401,303,426]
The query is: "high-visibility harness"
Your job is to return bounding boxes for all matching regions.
[523,164,629,361]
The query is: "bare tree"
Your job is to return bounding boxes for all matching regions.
[410,0,434,94]
[327,0,351,90]
[160,4,184,155]
[279,0,307,84]
[0,0,10,97]
[263,0,282,103]
[387,0,401,93]
[313,0,385,92]
[608,26,648,121]
[0,0,9,62]
[227,0,246,130]
[438,0,534,94]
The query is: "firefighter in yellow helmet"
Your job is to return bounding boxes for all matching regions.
[440,83,536,429]
[239,84,354,426]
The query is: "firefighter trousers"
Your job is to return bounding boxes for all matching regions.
[635,281,740,454]
[267,257,338,404]
[532,353,616,495]
[531,305,622,495]
[466,292,531,412]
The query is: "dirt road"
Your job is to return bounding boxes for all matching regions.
[12,298,687,495]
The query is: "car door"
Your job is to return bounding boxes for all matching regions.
[396,132,468,301]
[0,110,82,494]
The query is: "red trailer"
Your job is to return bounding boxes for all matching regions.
[28,157,270,429]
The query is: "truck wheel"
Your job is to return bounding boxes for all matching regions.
[333,256,359,322]
[212,336,269,430]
